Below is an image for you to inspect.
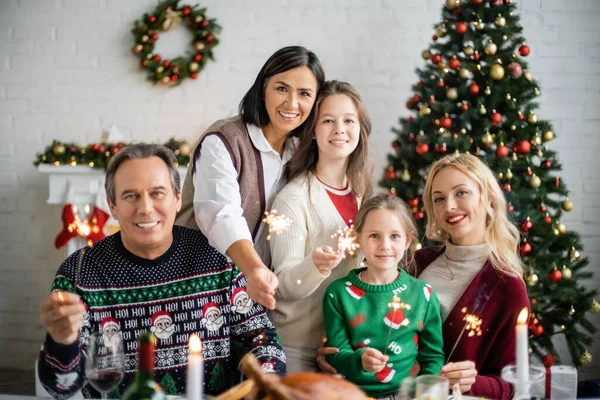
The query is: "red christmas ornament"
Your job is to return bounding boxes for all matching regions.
[147,15,157,23]
[542,354,556,368]
[68,146,76,153]
[408,133,416,142]
[555,177,561,187]
[428,96,435,105]
[533,325,544,336]
[416,143,429,155]
[472,0,483,3]
[519,241,532,257]
[507,203,514,212]
[448,57,461,70]
[140,60,148,68]
[151,33,159,41]
[496,145,509,158]
[440,116,452,129]
[455,22,468,35]
[469,83,480,95]
[435,143,448,153]
[111,146,119,155]
[170,75,179,82]
[437,79,445,87]
[91,143,100,152]
[206,34,214,42]
[518,112,525,120]
[513,139,531,154]
[518,45,531,57]
[525,168,533,176]
[543,214,552,224]
[194,54,203,62]
[490,112,502,126]
[182,7,192,16]
[163,60,171,68]
[384,168,396,180]
[430,54,442,65]
[503,183,511,192]
[508,62,523,78]
[98,145,106,153]
[473,52,480,61]
[461,103,469,111]
[413,211,425,220]
[520,219,533,232]
[432,34,439,41]
[153,54,161,62]
[540,204,547,213]
[542,160,552,169]
[409,198,420,208]
[491,0,501,5]
[200,20,210,29]
[548,269,562,283]
[453,7,462,16]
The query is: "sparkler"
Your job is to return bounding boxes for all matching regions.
[446,307,483,362]
[262,209,293,240]
[331,224,360,258]
[383,294,412,356]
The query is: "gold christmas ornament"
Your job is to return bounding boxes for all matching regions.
[527,273,539,287]
[528,113,538,124]
[419,105,432,116]
[161,76,171,84]
[490,64,505,80]
[189,62,199,72]
[482,132,494,148]
[524,71,533,81]
[537,149,544,158]
[141,35,149,43]
[535,87,541,96]
[474,20,484,30]
[53,144,66,155]
[495,16,506,27]
[479,104,487,115]
[506,169,513,179]
[194,42,206,51]
[562,198,574,212]
[400,170,411,182]
[569,247,580,262]
[464,46,474,56]
[179,143,191,156]
[421,49,432,60]
[569,305,575,315]
[446,0,459,9]
[529,174,541,188]
[562,266,572,280]
[506,93,512,100]
[446,87,458,100]
[194,15,204,23]
[459,68,471,79]
[557,223,567,234]
[553,228,560,236]
[543,130,554,142]
[156,66,164,73]
[485,41,497,55]
[590,299,600,314]
[133,44,143,53]
[502,34,508,41]
[436,26,447,37]
[579,350,592,366]
[485,86,492,95]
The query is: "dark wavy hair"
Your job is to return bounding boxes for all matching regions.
[239,46,326,136]
[286,80,373,200]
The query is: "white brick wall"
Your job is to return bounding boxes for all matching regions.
[0,0,598,379]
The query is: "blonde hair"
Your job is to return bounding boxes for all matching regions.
[354,194,418,274]
[422,153,524,278]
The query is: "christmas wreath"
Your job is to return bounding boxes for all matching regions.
[131,0,221,86]
[34,138,192,169]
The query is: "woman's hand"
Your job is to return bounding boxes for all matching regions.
[312,246,342,275]
[440,361,477,393]
[316,337,339,374]
[361,348,388,373]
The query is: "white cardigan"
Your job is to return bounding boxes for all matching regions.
[268,172,361,349]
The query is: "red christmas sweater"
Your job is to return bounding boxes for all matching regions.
[323,268,444,398]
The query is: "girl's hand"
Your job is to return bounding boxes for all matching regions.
[316,337,339,374]
[440,361,477,393]
[361,348,388,373]
[313,246,343,274]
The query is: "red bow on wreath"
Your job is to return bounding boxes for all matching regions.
[55,203,110,249]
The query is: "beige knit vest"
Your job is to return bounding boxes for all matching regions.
[176,116,265,239]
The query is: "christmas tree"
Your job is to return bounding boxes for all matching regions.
[380,0,598,367]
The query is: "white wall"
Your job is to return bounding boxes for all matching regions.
[0,0,598,379]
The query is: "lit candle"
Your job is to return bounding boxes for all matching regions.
[187,334,203,400]
[515,307,529,396]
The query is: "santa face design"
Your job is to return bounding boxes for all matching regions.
[151,315,174,340]
[261,362,275,372]
[101,318,121,348]
[55,371,78,391]
[231,290,253,314]
[204,308,224,331]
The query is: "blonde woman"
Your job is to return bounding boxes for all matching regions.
[416,153,529,400]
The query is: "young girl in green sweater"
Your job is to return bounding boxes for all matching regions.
[323,194,444,399]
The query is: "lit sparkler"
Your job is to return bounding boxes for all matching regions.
[446,307,483,362]
[331,224,360,258]
[383,294,412,355]
[262,209,293,240]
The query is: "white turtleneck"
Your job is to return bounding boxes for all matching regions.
[419,241,488,321]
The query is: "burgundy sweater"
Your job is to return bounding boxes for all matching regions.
[415,247,530,400]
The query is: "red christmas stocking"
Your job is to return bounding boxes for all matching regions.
[88,206,110,243]
[55,204,78,249]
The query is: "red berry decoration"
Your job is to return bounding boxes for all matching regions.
[520,241,532,257]
[430,54,442,65]
[461,103,468,111]
[111,147,119,155]
[170,75,178,81]
[469,83,480,95]
[437,79,445,87]
[440,116,452,129]
[91,144,100,152]
[147,15,157,23]
[503,183,511,192]
[490,112,502,126]
[514,139,531,154]
[534,325,544,336]
[416,143,429,155]
[194,54,203,62]
[200,20,209,29]
[473,52,480,61]
[518,44,531,56]
[206,34,214,42]
[448,57,461,70]
[542,160,552,169]
[153,54,161,62]
[163,60,171,67]
[548,268,562,283]
[455,22,468,34]
[182,7,192,16]
[520,219,533,232]
[542,354,556,368]
[507,203,514,212]
[496,145,509,158]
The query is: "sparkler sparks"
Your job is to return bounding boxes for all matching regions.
[262,210,293,240]
[331,224,360,258]
[384,294,412,355]
[447,307,484,362]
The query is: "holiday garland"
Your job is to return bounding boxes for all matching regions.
[132,0,221,86]
[34,138,191,169]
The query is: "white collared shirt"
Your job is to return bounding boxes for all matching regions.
[192,123,297,266]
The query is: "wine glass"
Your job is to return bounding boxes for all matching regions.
[85,332,125,399]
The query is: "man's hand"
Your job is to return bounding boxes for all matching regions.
[312,246,342,275]
[316,337,339,374]
[361,348,388,373]
[40,291,86,345]
[246,266,278,310]
[440,361,477,393]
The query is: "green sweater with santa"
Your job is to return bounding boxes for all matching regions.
[323,268,444,398]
